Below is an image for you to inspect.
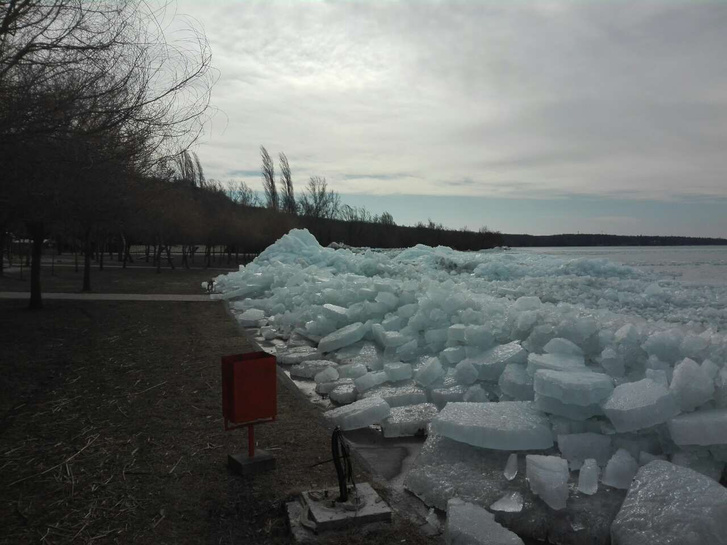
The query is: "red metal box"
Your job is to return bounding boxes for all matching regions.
[221,351,277,428]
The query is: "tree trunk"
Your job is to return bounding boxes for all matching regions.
[83,229,92,292]
[156,243,162,273]
[121,233,128,269]
[205,245,211,268]
[27,222,44,310]
[182,245,188,269]
[165,245,175,270]
[0,226,5,277]
[145,244,150,263]
[99,240,104,270]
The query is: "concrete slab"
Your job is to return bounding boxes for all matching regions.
[227,449,276,475]
[301,482,392,532]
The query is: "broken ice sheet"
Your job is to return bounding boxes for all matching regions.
[577,459,599,495]
[504,453,518,480]
[490,491,523,513]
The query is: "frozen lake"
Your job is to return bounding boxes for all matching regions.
[522,246,727,285]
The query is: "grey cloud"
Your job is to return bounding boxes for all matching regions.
[178,0,727,202]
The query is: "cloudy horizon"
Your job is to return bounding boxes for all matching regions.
[174,0,727,237]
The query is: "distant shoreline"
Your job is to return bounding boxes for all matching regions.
[501,233,727,247]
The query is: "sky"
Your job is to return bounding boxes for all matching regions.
[171,0,727,237]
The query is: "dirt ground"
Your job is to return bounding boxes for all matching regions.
[0,273,435,544]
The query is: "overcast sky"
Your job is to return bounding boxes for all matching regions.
[174,0,727,237]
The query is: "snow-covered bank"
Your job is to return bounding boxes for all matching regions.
[212,229,727,544]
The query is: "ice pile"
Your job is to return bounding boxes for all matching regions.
[214,229,727,542]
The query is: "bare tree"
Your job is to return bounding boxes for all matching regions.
[0,0,214,308]
[233,180,260,207]
[299,176,340,219]
[260,145,277,210]
[278,152,296,214]
[379,211,395,226]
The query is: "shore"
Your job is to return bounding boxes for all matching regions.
[0,267,434,544]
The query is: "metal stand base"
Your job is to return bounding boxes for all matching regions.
[228,450,276,475]
[297,482,392,532]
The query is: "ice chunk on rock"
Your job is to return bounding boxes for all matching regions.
[278,345,319,365]
[314,367,339,384]
[454,360,479,385]
[238,308,265,327]
[463,384,489,402]
[534,370,614,407]
[601,378,680,433]
[321,303,348,322]
[490,491,523,513]
[381,403,438,438]
[329,383,357,405]
[469,342,527,381]
[289,360,337,379]
[544,338,584,357]
[316,377,352,395]
[525,455,570,510]
[499,364,534,401]
[504,453,518,480]
[324,397,390,430]
[558,433,612,469]
[534,393,603,421]
[337,362,368,379]
[669,357,715,412]
[611,461,727,545]
[599,347,625,378]
[318,322,367,353]
[384,362,413,382]
[441,346,466,365]
[446,498,525,545]
[448,324,466,343]
[372,323,409,348]
[464,326,494,348]
[415,357,446,387]
[353,371,388,392]
[527,353,586,376]
[577,459,599,495]
[668,408,727,445]
[431,385,468,407]
[362,383,428,407]
[431,402,553,450]
[602,449,638,490]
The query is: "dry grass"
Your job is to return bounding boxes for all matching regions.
[0,295,436,544]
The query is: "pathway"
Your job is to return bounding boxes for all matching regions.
[0,292,212,302]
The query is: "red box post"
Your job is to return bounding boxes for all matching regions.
[221,351,277,467]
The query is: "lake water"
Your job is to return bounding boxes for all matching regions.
[521,246,727,285]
